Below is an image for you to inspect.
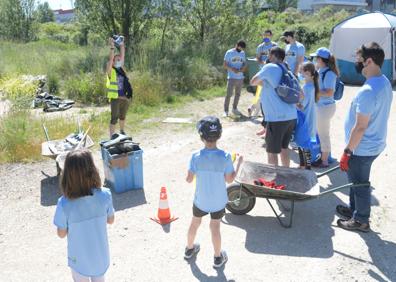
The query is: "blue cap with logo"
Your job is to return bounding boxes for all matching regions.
[310,47,331,59]
[197,116,222,141]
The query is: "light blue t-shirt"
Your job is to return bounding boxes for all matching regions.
[256,42,277,64]
[189,148,234,212]
[302,82,317,138]
[54,188,115,277]
[257,63,297,122]
[317,67,337,107]
[285,41,305,74]
[224,48,246,80]
[344,75,393,156]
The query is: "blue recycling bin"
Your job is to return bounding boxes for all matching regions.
[101,146,144,193]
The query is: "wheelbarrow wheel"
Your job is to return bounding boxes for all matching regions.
[226,184,256,215]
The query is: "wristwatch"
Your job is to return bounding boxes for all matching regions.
[344,148,352,156]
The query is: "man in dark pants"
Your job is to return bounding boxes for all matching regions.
[250,47,297,167]
[337,42,393,232]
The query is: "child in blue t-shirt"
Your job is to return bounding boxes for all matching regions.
[296,62,319,169]
[184,116,243,268]
[53,149,115,281]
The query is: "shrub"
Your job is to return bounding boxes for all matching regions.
[0,76,37,101]
[64,72,107,105]
[46,72,59,94]
[131,71,169,106]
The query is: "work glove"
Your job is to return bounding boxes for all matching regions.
[340,149,352,171]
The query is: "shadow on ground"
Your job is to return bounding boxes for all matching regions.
[223,164,395,280]
[223,165,352,258]
[106,186,147,211]
[335,229,396,281]
[187,256,235,282]
[40,171,61,206]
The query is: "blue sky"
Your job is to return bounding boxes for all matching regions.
[37,0,73,10]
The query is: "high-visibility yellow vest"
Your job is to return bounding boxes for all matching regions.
[106,68,118,100]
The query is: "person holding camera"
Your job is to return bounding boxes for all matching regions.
[106,36,133,138]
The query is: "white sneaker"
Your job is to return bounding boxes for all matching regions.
[223,111,229,117]
[232,109,242,116]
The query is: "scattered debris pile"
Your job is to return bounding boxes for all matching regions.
[29,75,75,112]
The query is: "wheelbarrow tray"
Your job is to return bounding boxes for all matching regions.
[235,161,320,201]
[41,135,94,175]
[41,135,94,159]
[227,161,357,228]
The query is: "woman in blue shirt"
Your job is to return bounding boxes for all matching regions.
[310,47,339,168]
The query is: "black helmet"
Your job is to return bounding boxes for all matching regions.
[197,116,222,141]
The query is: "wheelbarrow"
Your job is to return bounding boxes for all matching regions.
[41,124,93,175]
[226,161,365,228]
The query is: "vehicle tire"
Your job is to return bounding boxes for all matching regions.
[226,183,256,215]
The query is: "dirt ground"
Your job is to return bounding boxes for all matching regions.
[1,86,396,282]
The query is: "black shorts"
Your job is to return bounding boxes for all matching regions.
[193,205,225,220]
[265,119,296,154]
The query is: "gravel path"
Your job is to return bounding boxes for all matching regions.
[1,86,396,282]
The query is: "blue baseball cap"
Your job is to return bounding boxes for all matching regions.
[310,47,331,59]
[197,116,222,141]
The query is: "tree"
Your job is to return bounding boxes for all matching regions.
[179,0,257,43]
[35,2,55,23]
[0,0,36,41]
[75,0,154,64]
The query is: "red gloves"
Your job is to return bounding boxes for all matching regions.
[340,149,352,171]
[254,178,286,190]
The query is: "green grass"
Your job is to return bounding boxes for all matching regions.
[0,39,106,77]
[0,86,226,163]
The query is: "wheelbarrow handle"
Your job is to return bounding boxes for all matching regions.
[316,165,340,178]
[317,182,370,197]
[42,124,50,141]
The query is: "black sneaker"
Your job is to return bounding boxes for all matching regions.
[311,159,323,167]
[184,243,200,259]
[337,218,370,233]
[336,205,353,219]
[213,251,228,268]
[120,130,126,135]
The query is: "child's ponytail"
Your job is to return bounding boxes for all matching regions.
[327,55,339,77]
[313,70,320,103]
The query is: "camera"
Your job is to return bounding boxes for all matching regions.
[112,35,124,48]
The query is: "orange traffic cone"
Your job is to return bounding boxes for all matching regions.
[150,187,178,225]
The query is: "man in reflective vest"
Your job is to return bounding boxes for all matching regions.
[106,37,130,138]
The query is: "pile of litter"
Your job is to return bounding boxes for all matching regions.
[33,92,74,112]
[29,75,74,112]
[100,134,141,156]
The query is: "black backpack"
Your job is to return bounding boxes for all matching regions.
[114,67,133,99]
[275,63,301,104]
[321,69,344,100]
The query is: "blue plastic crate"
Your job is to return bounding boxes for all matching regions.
[101,146,144,193]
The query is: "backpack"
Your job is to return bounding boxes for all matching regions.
[275,63,301,104]
[114,67,133,99]
[322,69,344,100]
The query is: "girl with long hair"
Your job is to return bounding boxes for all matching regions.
[311,47,339,168]
[54,149,115,281]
